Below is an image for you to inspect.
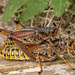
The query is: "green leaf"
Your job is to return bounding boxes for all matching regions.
[18,0,50,22]
[51,0,71,17]
[2,0,28,22]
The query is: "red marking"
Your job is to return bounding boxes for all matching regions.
[12,32,33,37]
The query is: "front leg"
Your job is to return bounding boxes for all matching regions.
[60,55,73,70]
[0,38,7,54]
[14,20,25,30]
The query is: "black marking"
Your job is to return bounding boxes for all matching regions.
[14,20,19,24]
[7,37,13,41]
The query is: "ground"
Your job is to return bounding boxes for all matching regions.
[0,55,75,75]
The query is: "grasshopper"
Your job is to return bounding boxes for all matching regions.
[0,18,75,73]
[0,18,62,60]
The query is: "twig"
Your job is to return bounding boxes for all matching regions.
[46,15,54,27]
[69,30,75,36]
[31,19,34,27]
[44,7,51,26]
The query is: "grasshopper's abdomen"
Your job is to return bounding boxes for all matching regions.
[1,40,30,60]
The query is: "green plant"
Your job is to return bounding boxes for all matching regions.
[2,0,71,22]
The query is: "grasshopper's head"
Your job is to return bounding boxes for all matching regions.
[66,38,75,56]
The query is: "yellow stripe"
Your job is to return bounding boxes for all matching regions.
[19,50,21,59]
[14,49,16,59]
[6,42,16,47]
[1,47,30,60]
[21,51,23,55]
[10,48,12,59]
[6,48,8,59]
[25,54,27,59]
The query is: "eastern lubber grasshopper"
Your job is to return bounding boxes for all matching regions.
[0,18,62,60]
[0,18,75,73]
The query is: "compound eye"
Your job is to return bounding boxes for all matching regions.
[68,42,72,47]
